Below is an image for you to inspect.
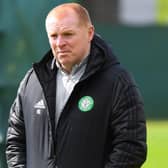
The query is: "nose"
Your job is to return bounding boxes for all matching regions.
[56,35,66,47]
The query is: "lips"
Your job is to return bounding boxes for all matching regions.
[57,51,71,56]
[58,51,69,54]
[57,49,70,53]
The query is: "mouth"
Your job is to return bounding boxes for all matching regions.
[57,51,71,56]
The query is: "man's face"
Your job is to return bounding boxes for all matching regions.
[46,9,94,72]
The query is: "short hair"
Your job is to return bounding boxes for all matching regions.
[46,3,92,27]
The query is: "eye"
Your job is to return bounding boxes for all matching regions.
[50,34,58,39]
[63,32,74,37]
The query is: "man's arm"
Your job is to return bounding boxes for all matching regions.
[105,73,147,168]
[6,69,33,168]
[6,94,26,168]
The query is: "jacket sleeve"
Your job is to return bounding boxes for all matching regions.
[6,69,33,168]
[104,72,147,168]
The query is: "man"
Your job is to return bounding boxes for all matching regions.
[6,3,147,168]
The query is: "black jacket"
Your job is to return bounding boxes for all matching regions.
[6,35,147,168]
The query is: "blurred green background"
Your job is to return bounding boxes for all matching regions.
[0,0,168,167]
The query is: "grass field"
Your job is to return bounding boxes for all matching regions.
[142,121,168,168]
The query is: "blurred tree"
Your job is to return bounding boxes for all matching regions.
[157,0,168,25]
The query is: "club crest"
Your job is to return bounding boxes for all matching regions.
[78,96,94,112]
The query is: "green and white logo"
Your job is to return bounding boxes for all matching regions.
[78,96,94,112]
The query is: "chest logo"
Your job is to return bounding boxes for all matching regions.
[34,99,45,109]
[78,96,94,112]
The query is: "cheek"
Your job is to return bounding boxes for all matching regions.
[74,44,87,58]
[78,40,88,51]
[49,39,56,48]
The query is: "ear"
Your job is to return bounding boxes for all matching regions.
[88,25,95,41]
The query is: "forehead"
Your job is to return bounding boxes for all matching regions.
[46,8,80,32]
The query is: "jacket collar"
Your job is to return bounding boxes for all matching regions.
[81,34,120,81]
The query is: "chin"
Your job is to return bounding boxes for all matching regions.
[59,60,71,67]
